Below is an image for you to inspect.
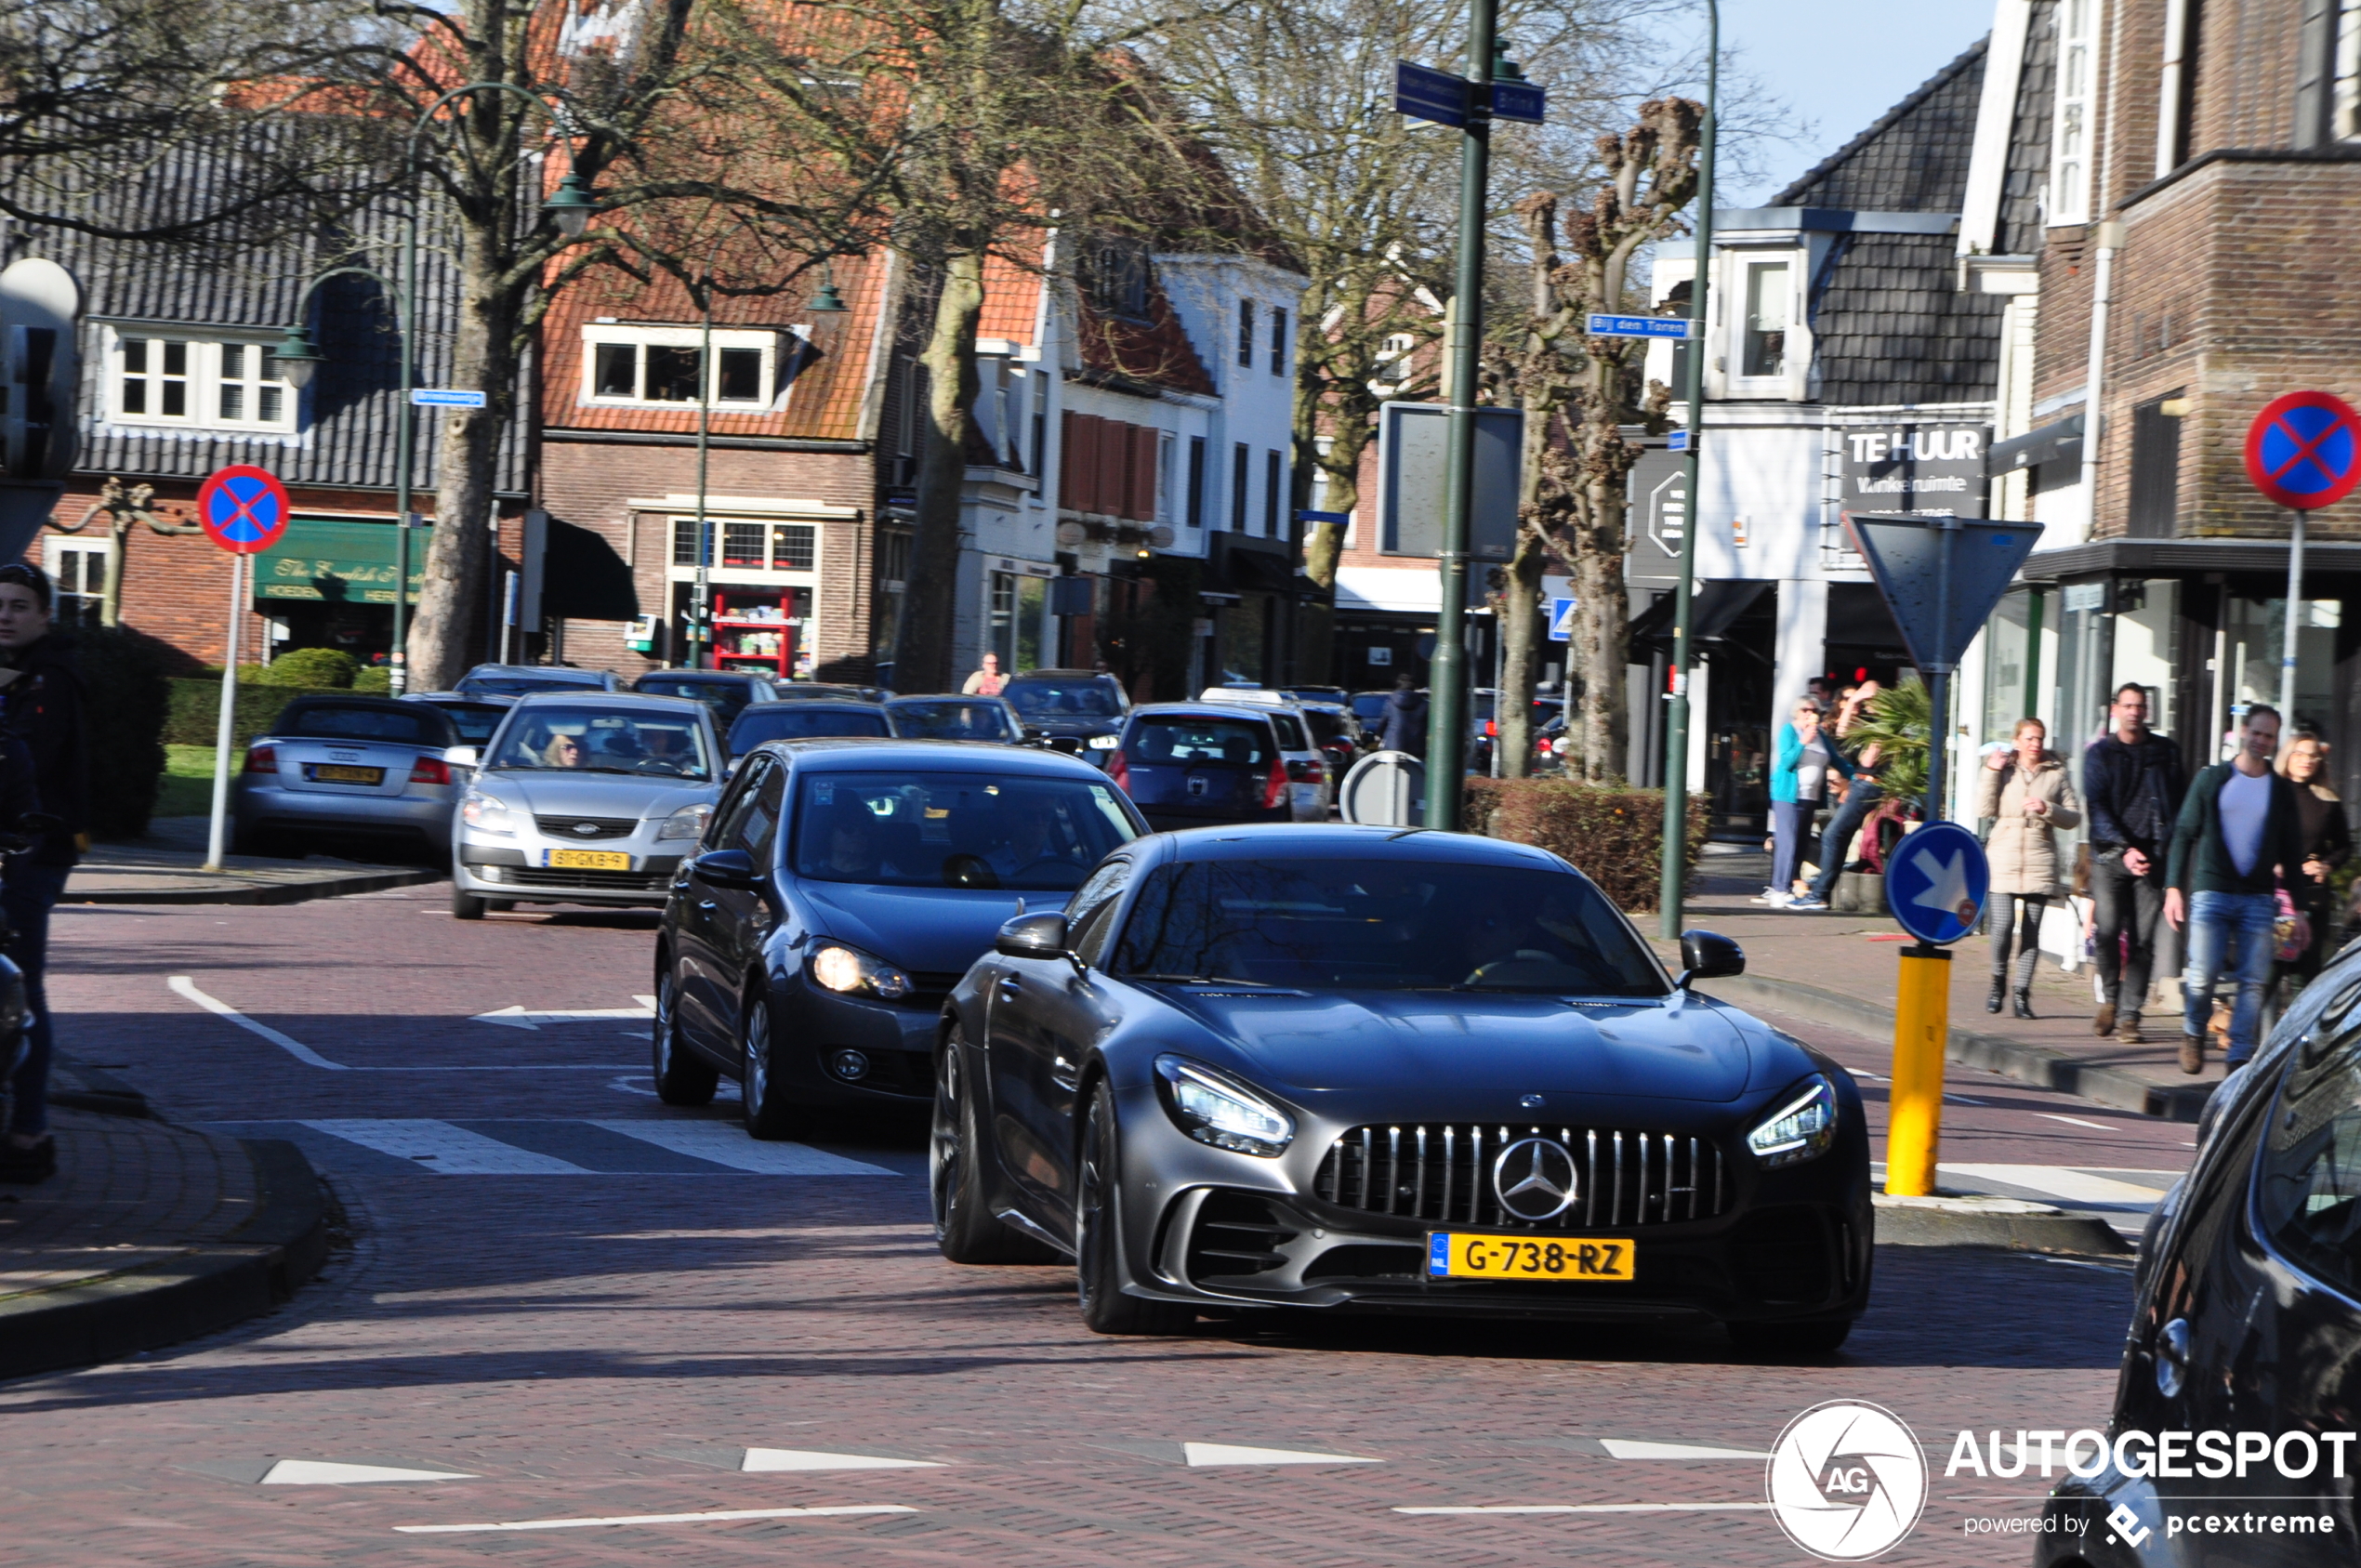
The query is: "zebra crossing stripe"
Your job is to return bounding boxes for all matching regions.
[591,1120,895,1176]
[300,1120,595,1175]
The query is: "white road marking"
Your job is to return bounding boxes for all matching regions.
[592,1121,895,1176]
[1598,1439,1769,1461]
[741,1449,942,1472]
[1398,1503,1774,1515]
[473,998,659,1030]
[1940,1163,2170,1209]
[300,1120,595,1175]
[260,1460,473,1485]
[1181,1443,1378,1468]
[169,976,347,1070]
[397,1505,916,1534]
[2037,1112,2114,1131]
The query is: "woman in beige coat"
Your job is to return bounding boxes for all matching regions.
[1976,717,2083,1017]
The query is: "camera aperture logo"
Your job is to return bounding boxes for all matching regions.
[1766,1401,1929,1561]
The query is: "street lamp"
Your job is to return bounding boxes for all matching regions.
[542,171,603,240]
[270,326,325,389]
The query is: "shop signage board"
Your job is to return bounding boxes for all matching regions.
[2244,390,2361,509]
[1840,423,1990,517]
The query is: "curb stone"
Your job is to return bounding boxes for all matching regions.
[47,1057,153,1119]
[0,1137,332,1381]
[62,865,438,907]
[1697,970,2216,1123]
[1873,1192,2132,1256]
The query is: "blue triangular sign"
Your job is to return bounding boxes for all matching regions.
[1841,514,2044,673]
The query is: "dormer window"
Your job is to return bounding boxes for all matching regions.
[1741,261,1789,377]
[581,324,781,408]
[107,327,296,431]
[1079,237,1150,321]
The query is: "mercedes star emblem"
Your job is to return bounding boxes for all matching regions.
[1492,1137,1578,1221]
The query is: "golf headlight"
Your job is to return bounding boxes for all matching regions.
[460,792,515,835]
[810,942,912,1000]
[654,802,711,841]
[1154,1054,1294,1156]
[1085,733,1119,749]
[1747,1075,1838,1167]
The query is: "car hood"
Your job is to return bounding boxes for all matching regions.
[797,881,1034,976]
[478,768,717,819]
[1154,989,1761,1103]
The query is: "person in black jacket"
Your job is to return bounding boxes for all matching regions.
[0,563,86,1185]
[2080,683,2190,1045]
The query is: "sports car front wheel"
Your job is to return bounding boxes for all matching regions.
[1075,1080,1194,1336]
[930,1032,1056,1265]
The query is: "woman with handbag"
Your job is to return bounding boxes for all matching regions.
[2275,732,2348,992]
[1976,717,2081,1017]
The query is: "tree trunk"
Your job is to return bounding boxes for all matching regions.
[410,237,516,692]
[1497,528,1546,778]
[893,247,984,693]
[1573,476,1630,783]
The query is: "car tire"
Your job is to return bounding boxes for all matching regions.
[451,883,488,920]
[931,1032,1058,1264]
[1727,1318,1853,1357]
[1075,1079,1194,1336]
[738,993,808,1140]
[652,968,719,1107]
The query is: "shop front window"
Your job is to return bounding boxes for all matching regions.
[2110,579,2180,742]
[2217,594,2344,758]
[1982,588,2036,744]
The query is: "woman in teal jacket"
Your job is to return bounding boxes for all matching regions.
[1769,700,1850,906]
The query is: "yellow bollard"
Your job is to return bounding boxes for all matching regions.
[1885,944,1951,1196]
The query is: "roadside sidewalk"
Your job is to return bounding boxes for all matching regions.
[1653,847,2218,1122]
[70,815,439,906]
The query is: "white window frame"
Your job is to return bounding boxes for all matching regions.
[2049,0,2098,225]
[43,534,113,628]
[2337,0,2361,139]
[1156,430,1177,522]
[1719,250,1805,400]
[578,324,784,410]
[103,324,297,432]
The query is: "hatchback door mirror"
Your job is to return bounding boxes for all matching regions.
[444,745,480,770]
[1676,929,1745,987]
[692,848,759,889]
[996,911,1071,958]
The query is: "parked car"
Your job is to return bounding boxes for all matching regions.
[233,694,466,860]
[774,681,890,702]
[1192,690,1330,817]
[727,702,892,757]
[2037,949,2361,1561]
[650,741,1146,1136]
[1001,669,1129,763]
[1349,689,1395,744]
[402,692,514,749]
[1110,704,1295,831]
[931,824,1869,1345]
[633,668,778,725]
[885,695,1031,745]
[455,663,619,696]
[1471,691,1565,773]
[447,692,724,919]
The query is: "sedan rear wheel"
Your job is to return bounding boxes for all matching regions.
[738,994,807,1140]
[652,968,719,1107]
[1075,1080,1194,1336]
[931,1033,1057,1264]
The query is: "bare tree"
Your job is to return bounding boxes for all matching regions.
[45,477,202,626]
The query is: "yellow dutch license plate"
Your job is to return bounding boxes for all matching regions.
[313,764,383,784]
[1426,1232,1637,1283]
[544,849,632,871]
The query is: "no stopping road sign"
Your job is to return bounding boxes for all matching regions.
[2245,390,2361,511]
[195,465,291,555]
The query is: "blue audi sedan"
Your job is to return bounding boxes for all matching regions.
[652,740,1148,1139]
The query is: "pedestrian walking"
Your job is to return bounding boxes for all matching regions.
[961,652,1008,696]
[2166,704,2306,1074]
[1768,699,1851,907]
[1379,673,1427,756]
[2081,682,2189,1044]
[1787,681,1883,913]
[0,563,86,1185]
[1975,718,2080,1018]
[2274,731,2349,991]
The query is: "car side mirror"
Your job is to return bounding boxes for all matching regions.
[1676,929,1745,988]
[444,745,480,770]
[691,848,759,889]
[996,911,1071,959]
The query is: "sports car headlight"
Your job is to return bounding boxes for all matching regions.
[654,803,711,841]
[459,792,516,835]
[1747,1075,1838,1167]
[809,942,912,1000]
[1085,733,1119,749]
[1154,1054,1294,1157]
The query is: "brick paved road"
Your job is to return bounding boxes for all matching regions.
[0,889,2165,1567]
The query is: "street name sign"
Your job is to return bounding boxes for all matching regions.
[1586,313,1696,340]
[1489,80,1547,123]
[1393,61,1469,127]
[196,465,291,555]
[1884,821,1989,945]
[412,388,489,409]
[2245,390,2361,509]
[1294,509,1351,526]
[1547,596,1576,642]
[1669,429,1693,453]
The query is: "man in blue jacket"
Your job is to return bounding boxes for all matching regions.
[2165,703,2305,1074]
[2082,684,2189,1044]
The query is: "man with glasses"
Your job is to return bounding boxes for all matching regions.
[2083,683,2190,1044]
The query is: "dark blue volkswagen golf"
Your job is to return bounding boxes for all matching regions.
[652,739,1147,1139]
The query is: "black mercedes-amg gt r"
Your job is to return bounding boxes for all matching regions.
[930,824,1873,1351]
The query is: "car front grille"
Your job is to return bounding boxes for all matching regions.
[534,815,640,840]
[1312,1123,1729,1231]
[908,971,968,996]
[497,865,673,893]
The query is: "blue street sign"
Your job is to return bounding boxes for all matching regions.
[1586,313,1696,340]
[1295,509,1351,524]
[1489,81,1547,124]
[412,388,488,408]
[1547,596,1576,642]
[1394,60,1470,127]
[1882,821,1989,946]
[1669,429,1693,453]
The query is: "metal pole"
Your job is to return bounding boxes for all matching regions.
[1927,520,1956,823]
[1659,0,1716,937]
[204,551,245,870]
[1422,0,1496,833]
[693,271,715,672]
[2284,505,2306,712]
[392,184,418,692]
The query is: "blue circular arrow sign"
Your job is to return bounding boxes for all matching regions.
[1881,820,1989,946]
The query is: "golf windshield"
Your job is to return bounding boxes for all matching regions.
[1111,859,1669,996]
[487,706,712,780]
[889,700,1017,741]
[731,707,890,749]
[793,771,1138,890]
[1006,681,1123,718]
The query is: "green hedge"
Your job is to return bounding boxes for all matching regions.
[78,626,174,839]
[261,647,360,687]
[1465,777,1710,913]
[165,677,347,750]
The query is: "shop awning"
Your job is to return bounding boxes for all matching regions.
[253,519,432,606]
[1987,415,2083,475]
[2021,535,2361,583]
[1628,579,1773,650]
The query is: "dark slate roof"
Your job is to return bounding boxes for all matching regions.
[1994,0,2059,255]
[0,142,529,497]
[1774,38,1988,211]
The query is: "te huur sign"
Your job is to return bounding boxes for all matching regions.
[1840,423,1991,518]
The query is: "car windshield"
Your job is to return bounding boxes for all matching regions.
[640,676,758,717]
[420,702,508,745]
[279,705,454,746]
[793,771,1138,890]
[890,700,1014,742]
[731,707,890,748]
[1112,859,1668,996]
[774,684,874,702]
[1126,716,1274,766]
[462,673,603,696]
[1005,681,1122,718]
[486,705,712,780]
